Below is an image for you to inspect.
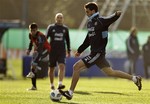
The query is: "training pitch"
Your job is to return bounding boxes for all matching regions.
[0,77,150,104]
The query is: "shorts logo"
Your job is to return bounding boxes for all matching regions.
[52,29,56,32]
[84,56,91,61]
[94,22,98,26]
[63,29,66,33]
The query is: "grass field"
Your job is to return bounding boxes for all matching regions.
[0,59,150,104]
[0,77,150,104]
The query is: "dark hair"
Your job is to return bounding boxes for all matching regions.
[84,2,98,12]
[29,23,38,29]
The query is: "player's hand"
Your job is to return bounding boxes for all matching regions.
[26,50,30,55]
[116,11,122,16]
[75,52,80,58]
[32,65,36,69]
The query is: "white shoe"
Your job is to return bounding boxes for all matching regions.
[134,76,142,91]
[26,72,35,78]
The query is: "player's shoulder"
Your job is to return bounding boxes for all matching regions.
[97,16,106,22]
[51,23,55,27]
[47,24,55,28]
[62,24,69,30]
[37,31,45,36]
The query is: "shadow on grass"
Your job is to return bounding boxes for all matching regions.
[55,101,79,104]
[94,91,130,96]
[74,91,91,95]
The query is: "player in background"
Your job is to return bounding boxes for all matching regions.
[126,27,140,75]
[26,23,51,90]
[59,2,142,100]
[46,13,71,90]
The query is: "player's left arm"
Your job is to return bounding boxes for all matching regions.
[65,28,71,57]
[102,11,122,26]
[77,33,90,54]
[27,34,33,55]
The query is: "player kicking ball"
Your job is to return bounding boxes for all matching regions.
[59,2,142,100]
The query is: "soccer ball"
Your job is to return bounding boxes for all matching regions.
[50,89,62,102]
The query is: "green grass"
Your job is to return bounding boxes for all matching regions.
[0,78,150,104]
[0,59,150,104]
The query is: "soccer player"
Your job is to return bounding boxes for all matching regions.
[46,13,71,90]
[26,23,51,90]
[126,27,140,75]
[59,2,142,100]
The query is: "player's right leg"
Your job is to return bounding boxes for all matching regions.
[101,67,142,91]
[57,63,66,89]
[48,67,55,90]
[57,54,66,89]
[59,59,87,100]
[26,71,35,78]
[49,54,57,90]
[27,67,37,90]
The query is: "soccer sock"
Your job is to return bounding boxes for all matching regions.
[58,81,62,86]
[132,76,137,83]
[31,68,37,88]
[31,73,37,88]
[68,90,73,95]
[51,83,54,87]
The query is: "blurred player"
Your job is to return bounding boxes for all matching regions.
[126,27,140,74]
[46,13,71,90]
[59,2,142,100]
[26,23,51,90]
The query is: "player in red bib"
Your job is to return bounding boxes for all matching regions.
[26,23,51,90]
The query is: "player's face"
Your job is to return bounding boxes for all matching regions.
[30,28,38,36]
[132,30,137,36]
[85,8,95,17]
[55,15,63,24]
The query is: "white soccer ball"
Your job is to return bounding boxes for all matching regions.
[50,89,62,102]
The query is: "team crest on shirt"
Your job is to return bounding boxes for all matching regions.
[63,29,66,33]
[94,22,98,26]
[52,29,55,32]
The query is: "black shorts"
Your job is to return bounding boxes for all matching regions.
[82,52,110,69]
[49,52,66,67]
